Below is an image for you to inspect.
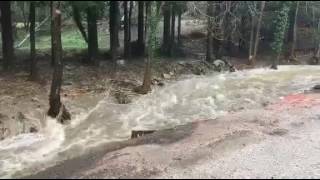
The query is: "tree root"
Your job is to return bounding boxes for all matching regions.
[48,103,71,124]
[56,104,71,124]
[270,64,278,70]
[133,85,151,95]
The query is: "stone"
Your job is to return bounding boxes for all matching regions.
[158,82,165,87]
[162,73,171,79]
[114,91,131,104]
[313,85,320,90]
[213,59,226,67]
[65,65,73,71]
[31,97,40,102]
[29,127,38,133]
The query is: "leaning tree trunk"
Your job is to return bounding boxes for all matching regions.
[206,1,214,62]
[124,1,131,59]
[251,1,266,66]
[48,1,71,123]
[162,1,171,56]
[87,5,99,65]
[29,1,39,81]
[0,1,14,71]
[109,1,120,61]
[137,1,145,56]
[72,5,88,43]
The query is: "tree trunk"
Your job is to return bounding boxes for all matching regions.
[109,1,120,61]
[50,1,55,66]
[170,4,176,56]
[141,2,153,94]
[214,1,223,59]
[0,1,14,70]
[124,1,131,59]
[48,1,71,122]
[145,1,150,41]
[223,1,233,54]
[72,5,88,43]
[177,11,182,45]
[271,54,279,70]
[252,1,265,66]
[206,1,214,62]
[238,15,247,51]
[137,1,145,55]
[29,1,39,81]
[87,5,99,65]
[129,1,133,44]
[248,15,255,64]
[162,1,171,56]
[290,1,299,60]
[315,19,320,59]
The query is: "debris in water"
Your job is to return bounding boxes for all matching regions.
[131,130,156,139]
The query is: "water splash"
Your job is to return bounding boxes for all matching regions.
[1,65,320,178]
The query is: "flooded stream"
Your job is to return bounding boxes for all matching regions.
[1,65,320,178]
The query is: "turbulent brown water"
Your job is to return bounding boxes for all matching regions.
[1,65,320,178]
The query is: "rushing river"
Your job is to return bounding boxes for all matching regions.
[1,65,320,178]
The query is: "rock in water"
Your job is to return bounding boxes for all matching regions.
[29,127,38,133]
[162,73,171,79]
[114,91,131,104]
[213,59,225,67]
[313,85,320,90]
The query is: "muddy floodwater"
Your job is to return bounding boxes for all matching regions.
[1,65,320,178]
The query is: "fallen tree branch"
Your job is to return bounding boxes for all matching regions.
[15,16,50,48]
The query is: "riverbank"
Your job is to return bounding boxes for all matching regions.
[0,52,224,141]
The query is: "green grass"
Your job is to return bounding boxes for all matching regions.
[15,24,110,51]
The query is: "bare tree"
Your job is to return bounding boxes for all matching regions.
[124,1,131,59]
[251,1,266,66]
[289,1,299,61]
[48,1,71,123]
[0,1,15,70]
[206,1,214,62]
[29,1,39,81]
[72,4,88,43]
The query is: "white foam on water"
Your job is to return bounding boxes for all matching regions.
[1,65,320,178]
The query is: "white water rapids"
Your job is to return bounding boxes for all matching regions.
[1,65,320,178]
